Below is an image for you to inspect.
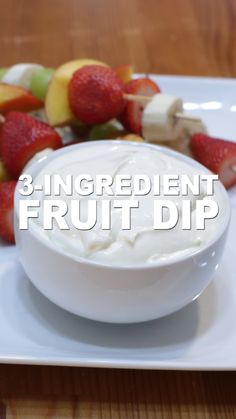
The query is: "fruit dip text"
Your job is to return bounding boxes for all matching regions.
[27,142,224,266]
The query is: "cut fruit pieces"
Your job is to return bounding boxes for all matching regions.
[45,59,108,126]
[1,112,62,178]
[191,133,236,189]
[142,93,184,142]
[114,65,134,83]
[30,68,55,101]
[2,63,43,90]
[0,83,43,114]
[120,78,161,134]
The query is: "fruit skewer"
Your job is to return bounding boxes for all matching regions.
[129,92,236,180]
[123,93,201,123]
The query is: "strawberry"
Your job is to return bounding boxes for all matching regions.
[68,65,125,124]
[191,133,236,189]
[120,78,161,134]
[0,180,17,243]
[0,112,62,178]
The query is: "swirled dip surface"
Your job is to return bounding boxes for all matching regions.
[30,142,223,266]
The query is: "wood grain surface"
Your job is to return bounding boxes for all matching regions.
[0,0,236,417]
[0,0,236,76]
[1,366,236,418]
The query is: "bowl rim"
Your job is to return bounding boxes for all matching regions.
[15,140,231,271]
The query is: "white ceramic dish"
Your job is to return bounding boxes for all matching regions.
[0,75,236,369]
[14,140,230,323]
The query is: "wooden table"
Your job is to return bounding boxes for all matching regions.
[0,0,236,417]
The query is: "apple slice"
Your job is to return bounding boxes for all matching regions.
[0,83,43,114]
[45,59,108,127]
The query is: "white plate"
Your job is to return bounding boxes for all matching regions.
[0,75,236,370]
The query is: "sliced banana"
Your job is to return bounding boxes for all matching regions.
[142,94,184,142]
[161,119,208,157]
[2,63,43,90]
[182,118,208,136]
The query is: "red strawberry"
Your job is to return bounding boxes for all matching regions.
[191,133,236,189]
[68,65,125,125]
[0,112,62,178]
[120,78,161,134]
[0,180,17,243]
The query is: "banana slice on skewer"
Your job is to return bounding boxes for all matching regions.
[142,94,184,142]
[2,63,43,90]
[182,118,208,136]
[141,93,207,145]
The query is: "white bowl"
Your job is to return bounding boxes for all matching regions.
[14,141,231,323]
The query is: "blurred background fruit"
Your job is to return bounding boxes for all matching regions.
[31,68,55,101]
[0,68,8,80]
[114,65,133,83]
[0,84,43,114]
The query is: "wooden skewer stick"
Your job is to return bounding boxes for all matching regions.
[123,93,151,105]
[175,112,202,123]
[123,93,202,123]
[231,165,236,173]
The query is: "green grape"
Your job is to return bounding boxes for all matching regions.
[0,68,8,81]
[30,68,55,101]
[89,122,123,140]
